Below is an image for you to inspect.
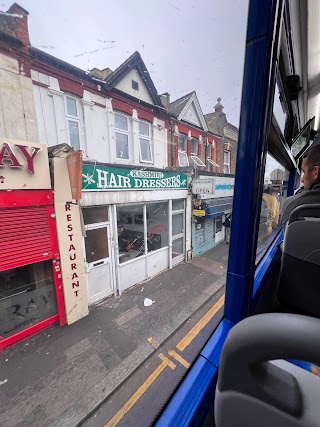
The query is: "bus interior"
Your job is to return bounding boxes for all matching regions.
[156,0,320,425]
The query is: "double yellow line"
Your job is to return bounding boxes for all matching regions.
[106,294,225,427]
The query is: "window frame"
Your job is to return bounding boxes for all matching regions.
[191,138,198,155]
[178,134,189,166]
[65,95,82,151]
[139,120,153,164]
[191,155,206,167]
[223,150,231,174]
[114,112,130,162]
[207,158,219,168]
[83,206,112,268]
[190,138,205,167]
[273,70,289,137]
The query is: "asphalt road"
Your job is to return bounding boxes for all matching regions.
[81,286,225,427]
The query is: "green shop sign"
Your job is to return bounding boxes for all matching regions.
[82,164,188,191]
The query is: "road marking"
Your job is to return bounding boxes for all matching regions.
[147,337,159,349]
[176,294,225,352]
[168,350,190,368]
[105,361,167,427]
[158,353,176,369]
[105,294,224,426]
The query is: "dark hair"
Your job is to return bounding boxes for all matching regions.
[303,145,320,170]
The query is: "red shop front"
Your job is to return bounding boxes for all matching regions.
[0,139,66,350]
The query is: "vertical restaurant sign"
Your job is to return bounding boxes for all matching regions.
[0,138,51,190]
[53,156,89,325]
[67,150,83,200]
[82,164,188,191]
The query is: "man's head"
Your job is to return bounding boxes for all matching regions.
[117,224,123,236]
[301,145,320,189]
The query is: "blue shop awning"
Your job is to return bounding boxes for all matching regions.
[205,197,233,218]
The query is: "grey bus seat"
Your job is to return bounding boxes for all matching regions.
[215,313,320,427]
[278,204,320,317]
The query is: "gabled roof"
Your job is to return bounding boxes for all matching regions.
[169,91,208,131]
[168,91,194,117]
[103,51,162,107]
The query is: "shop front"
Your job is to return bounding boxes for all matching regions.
[0,139,66,350]
[192,175,234,256]
[81,163,190,303]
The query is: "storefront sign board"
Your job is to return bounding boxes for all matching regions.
[193,209,206,217]
[192,179,214,195]
[197,175,235,198]
[82,164,188,191]
[0,138,51,190]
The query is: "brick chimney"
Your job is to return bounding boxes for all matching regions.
[4,3,30,45]
[90,67,113,80]
[160,92,170,110]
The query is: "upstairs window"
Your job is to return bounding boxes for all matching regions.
[191,138,198,155]
[191,138,205,167]
[223,150,231,174]
[139,121,152,163]
[207,143,219,170]
[65,96,81,150]
[178,134,188,166]
[115,113,130,160]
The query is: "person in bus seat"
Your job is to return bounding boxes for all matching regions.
[258,183,279,243]
[263,184,279,234]
[280,145,320,225]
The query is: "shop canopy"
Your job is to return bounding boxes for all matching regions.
[205,197,233,218]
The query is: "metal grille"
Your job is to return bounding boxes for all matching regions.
[0,206,52,272]
[193,217,216,256]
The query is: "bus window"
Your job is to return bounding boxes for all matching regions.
[273,80,288,135]
[256,153,289,260]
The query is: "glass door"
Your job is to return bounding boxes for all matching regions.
[172,199,185,265]
[83,207,114,304]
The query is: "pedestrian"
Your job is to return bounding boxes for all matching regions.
[223,214,231,244]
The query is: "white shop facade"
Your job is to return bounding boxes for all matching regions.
[81,162,191,304]
[192,174,235,256]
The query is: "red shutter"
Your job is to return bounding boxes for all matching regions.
[0,206,53,272]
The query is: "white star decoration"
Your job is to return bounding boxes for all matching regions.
[82,173,96,185]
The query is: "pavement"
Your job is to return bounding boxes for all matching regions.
[0,242,229,427]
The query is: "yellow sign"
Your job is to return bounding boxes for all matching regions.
[193,209,206,217]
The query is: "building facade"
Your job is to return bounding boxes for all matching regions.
[0,3,239,328]
[0,4,88,349]
[0,3,193,305]
[166,93,238,256]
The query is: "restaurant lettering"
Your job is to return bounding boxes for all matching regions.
[82,164,188,191]
[0,142,41,174]
[65,203,80,297]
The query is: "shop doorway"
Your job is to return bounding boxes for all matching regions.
[83,207,114,304]
[215,215,225,243]
[172,199,185,265]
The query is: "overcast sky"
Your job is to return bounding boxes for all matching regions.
[2,0,248,126]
